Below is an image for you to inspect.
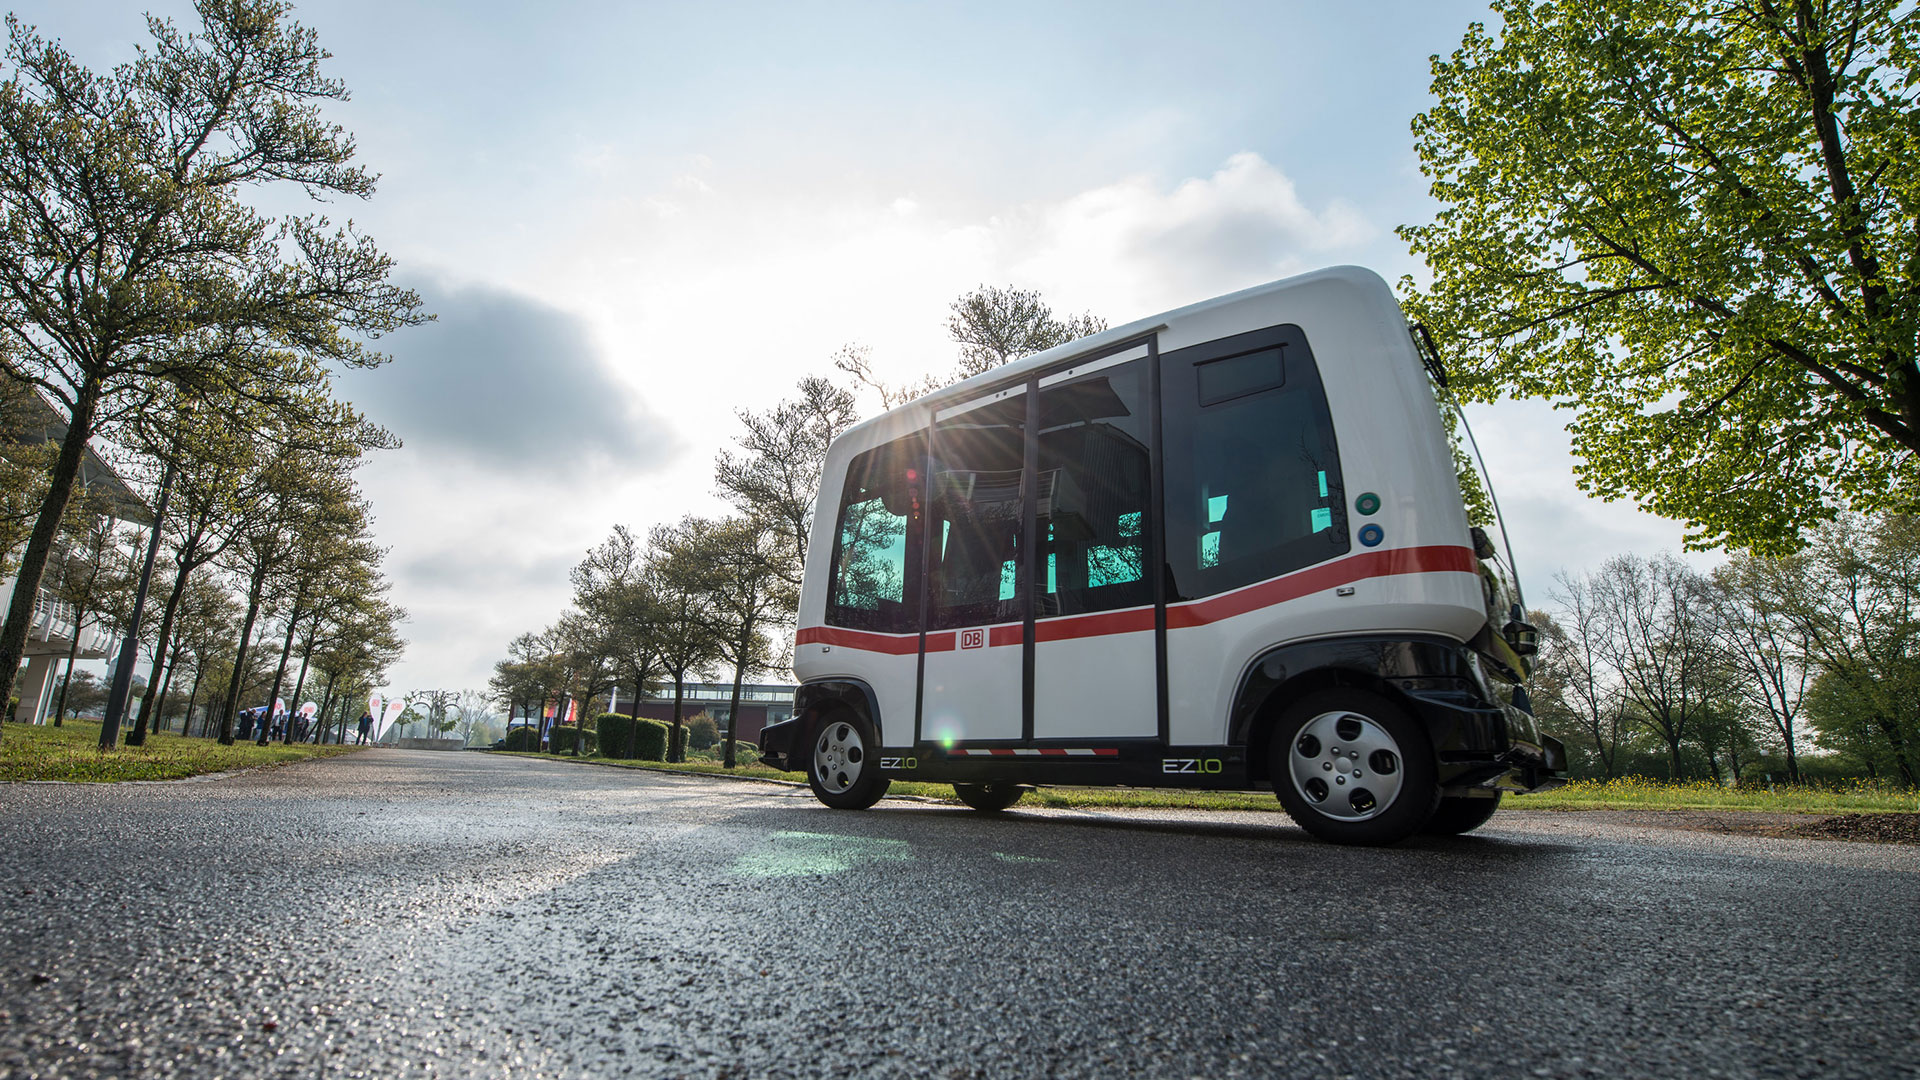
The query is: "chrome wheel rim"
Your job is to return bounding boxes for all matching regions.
[1288,709,1404,821]
[814,721,864,795]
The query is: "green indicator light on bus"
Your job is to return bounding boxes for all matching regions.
[1355,492,1381,515]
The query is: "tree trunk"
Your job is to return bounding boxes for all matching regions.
[286,621,313,742]
[723,628,751,770]
[314,669,337,745]
[266,602,302,746]
[0,381,100,736]
[133,549,203,743]
[152,658,178,737]
[670,668,687,763]
[183,660,205,738]
[51,612,85,727]
[218,568,269,745]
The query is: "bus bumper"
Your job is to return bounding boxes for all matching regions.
[1398,685,1567,794]
[760,715,803,773]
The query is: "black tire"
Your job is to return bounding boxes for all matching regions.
[952,781,1025,812]
[1269,688,1439,846]
[807,710,890,810]
[1423,792,1502,835]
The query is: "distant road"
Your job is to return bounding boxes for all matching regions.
[2,751,1914,1078]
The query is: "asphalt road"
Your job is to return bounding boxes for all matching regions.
[1,750,1915,1080]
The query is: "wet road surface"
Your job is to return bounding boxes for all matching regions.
[1,749,1915,1079]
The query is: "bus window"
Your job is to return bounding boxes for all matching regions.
[826,433,924,633]
[1036,359,1152,616]
[1162,325,1347,601]
[929,395,1026,630]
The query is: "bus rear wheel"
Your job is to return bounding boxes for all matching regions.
[1423,792,1502,835]
[1269,689,1438,846]
[952,781,1025,812]
[808,711,890,810]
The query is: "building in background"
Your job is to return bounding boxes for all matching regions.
[1,385,150,723]
[609,682,796,746]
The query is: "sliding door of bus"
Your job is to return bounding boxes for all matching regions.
[1160,325,1349,743]
[1031,350,1159,740]
[919,390,1027,745]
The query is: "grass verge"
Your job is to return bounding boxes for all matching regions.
[493,752,1920,815]
[1516,777,1919,815]
[0,720,360,782]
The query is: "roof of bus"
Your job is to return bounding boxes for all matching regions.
[842,264,1394,443]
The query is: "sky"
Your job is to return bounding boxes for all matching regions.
[23,0,1719,697]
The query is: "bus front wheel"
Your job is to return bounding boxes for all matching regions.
[952,781,1025,812]
[1269,689,1438,846]
[808,711,890,810]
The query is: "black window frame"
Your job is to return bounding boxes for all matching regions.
[823,433,925,634]
[1160,323,1349,603]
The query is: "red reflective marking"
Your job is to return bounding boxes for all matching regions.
[1039,748,1067,756]
[1093,748,1119,756]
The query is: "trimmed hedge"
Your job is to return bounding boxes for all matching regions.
[502,726,540,751]
[598,713,636,759]
[548,727,595,755]
[631,717,669,761]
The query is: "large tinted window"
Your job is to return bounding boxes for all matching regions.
[1162,324,1347,600]
[928,395,1026,630]
[1035,359,1152,616]
[826,434,924,633]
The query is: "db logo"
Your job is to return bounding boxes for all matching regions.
[960,628,985,650]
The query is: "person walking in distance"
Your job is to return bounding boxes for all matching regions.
[357,711,374,745]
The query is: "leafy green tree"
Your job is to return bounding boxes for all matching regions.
[714,377,859,588]
[664,516,794,769]
[1766,512,1920,784]
[644,518,724,762]
[0,0,425,735]
[1402,0,1920,552]
[50,670,106,721]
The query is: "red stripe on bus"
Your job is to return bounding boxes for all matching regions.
[1033,605,1155,643]
[794,626,921,655]
[795,546,1476,654]
[1164,545,1477,629]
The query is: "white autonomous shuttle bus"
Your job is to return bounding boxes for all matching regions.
[759,266,1566,845]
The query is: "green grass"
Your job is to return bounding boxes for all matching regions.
[0,720,361,782]
[1515,776,1920,815]
[494,751,1919,815]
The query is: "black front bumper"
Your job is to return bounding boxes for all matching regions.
[759,715,803,773]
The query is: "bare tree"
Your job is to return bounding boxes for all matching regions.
[1537,583,1630,779]
[1708,556,1817,783]
[1591,554,1722,780]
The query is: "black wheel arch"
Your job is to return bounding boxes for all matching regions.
[794,679,885,746]
[1230,635,1506,788]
